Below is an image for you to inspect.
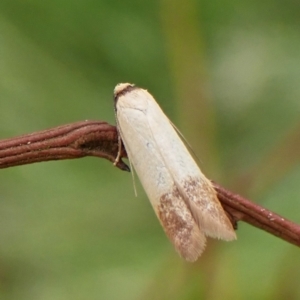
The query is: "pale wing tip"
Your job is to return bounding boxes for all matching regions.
[200,216,237,242]
[180,227,236,262]
[214,229,237,242]
[220,229,237,241]
[114,83,134,96]
[182,231,207,262]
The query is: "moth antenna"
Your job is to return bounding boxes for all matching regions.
[114,113,123,166]
[169,120,202,165]
[114,114,138,197]
[129,159,138,197]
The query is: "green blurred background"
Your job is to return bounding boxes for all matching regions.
[0,0,300,299]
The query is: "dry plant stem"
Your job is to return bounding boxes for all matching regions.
[0,121,128,171]
[214,183,300,247]
[0,121,299,247]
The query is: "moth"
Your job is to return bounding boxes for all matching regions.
[114,83,236,262]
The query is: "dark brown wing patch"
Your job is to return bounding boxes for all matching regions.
[157,184,206,262]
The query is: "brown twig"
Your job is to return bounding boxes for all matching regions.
[0,121,128,171]
[0,121,299,247]
[213,183,300,247]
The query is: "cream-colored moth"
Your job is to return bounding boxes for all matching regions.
[114,83,236,262]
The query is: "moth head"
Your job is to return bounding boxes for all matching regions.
[114,83,150,112]
[114,83,136,100]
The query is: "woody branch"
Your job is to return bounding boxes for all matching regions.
[0,121,299,247]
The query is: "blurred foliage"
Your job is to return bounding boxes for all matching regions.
[0,0,300,299]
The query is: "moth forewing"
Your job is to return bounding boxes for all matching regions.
[114,83,236,261]
[177,176,236,240]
